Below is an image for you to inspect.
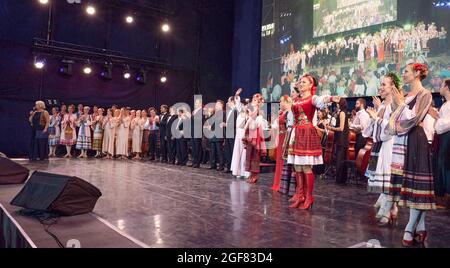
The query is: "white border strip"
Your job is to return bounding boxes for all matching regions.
[0,204,37,248]
[90,213,151,248]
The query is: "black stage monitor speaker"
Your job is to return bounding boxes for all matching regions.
[11,171,102,216]
[0,155,29,185]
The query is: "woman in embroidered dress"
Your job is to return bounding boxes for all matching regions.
[102,109,116,159]
[244,94,267,184]
[363,73,401,220]
[141,110,150,157]
[288,74,339,210]
[271,96,294,191]
[279,88,301,197]
[76,106,92,158]
[131,110,144,160]
[383,63,435,247]
[60,105,77,158]
[48,107,61,158]
[117,108,131,160]
[92,108,104,158]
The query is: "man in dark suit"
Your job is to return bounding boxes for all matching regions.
[190,98,203,168]
[158,105,170,163]
[208,101,226,171]
[175,109,188,166]
[222,88,242,173]
[166,107,178,165]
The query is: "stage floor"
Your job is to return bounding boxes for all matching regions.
[14,159,450,248]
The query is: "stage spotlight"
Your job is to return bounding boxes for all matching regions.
[34,56,46,70]
[126,16,134,24]
[136,69,147,84]
[162,23,170,33]
[83,60,92,75]
[123,65,131,79]
[100,62,113,80]
[86,5,96,16]
[160,76,167,83]
[59,60,73,76]
[38,0,49,5]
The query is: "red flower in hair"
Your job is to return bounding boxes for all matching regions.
[413,63,427,72]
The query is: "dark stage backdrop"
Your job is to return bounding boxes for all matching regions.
[0,0,235,157]
[232,0,262,99]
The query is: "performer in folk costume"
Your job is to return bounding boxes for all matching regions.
[363,73,401,220]
[271,95,294,191]
[288,74,339,210]
[383,63,435,247]
[429,79,450,208]
[244,93,267,184]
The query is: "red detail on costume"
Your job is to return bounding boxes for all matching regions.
[290,96,322,157]
[272,111,288,191]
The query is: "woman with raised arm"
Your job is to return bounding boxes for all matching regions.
[231,98,250,179]
[384,63,435,247]
[289,74,339,210]
[244,94,266,184]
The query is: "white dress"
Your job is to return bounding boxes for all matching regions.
[116,117,131,156]
[363,103,394,193]
[102,118,117,155]
[358,42,366,62]
[231,113,250,178]
[132,119,143,153]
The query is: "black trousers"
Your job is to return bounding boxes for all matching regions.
[355,133,367,157]
[160,134,168,161]
[335,145,349,184]
[29,137,49,161]
[168,138,177,164]
[149,130,158,159]
[209,140,224,169]
[176,138,188,165]
[191,138,203,165]
[224,138,235,170]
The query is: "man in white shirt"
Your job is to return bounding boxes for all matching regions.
[350,98,371,156]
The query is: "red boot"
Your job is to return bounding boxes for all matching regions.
[289,172,306,208]
[299,172,315,210]
[289,173,299,203]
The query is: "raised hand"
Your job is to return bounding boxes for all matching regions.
[235,88,243,96]
[367,107,378,120]
[372,96,382,109]
[392,87,405,106]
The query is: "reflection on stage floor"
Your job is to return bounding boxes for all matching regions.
[14,159,450,248]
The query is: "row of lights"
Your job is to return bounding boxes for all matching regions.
[37,0,171,32]
[34,57,168,83]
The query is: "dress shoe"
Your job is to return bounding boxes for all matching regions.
[217,167,224,172]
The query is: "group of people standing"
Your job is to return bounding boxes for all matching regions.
[29,104,163,161]
[28,63,450,247]
[269,64,450,247]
